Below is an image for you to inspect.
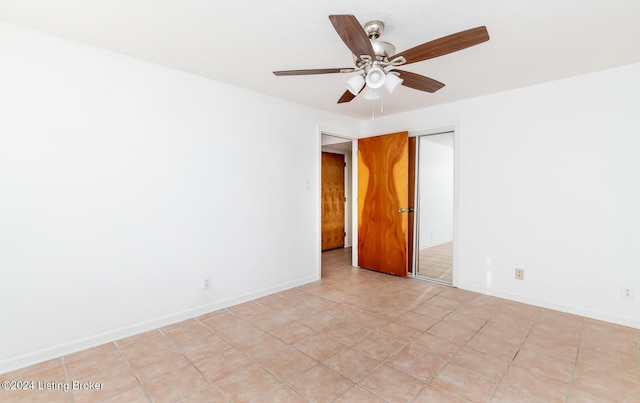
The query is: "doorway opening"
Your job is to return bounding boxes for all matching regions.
[412,131,455,285]
[320,133,355,271]
[322,151,346,251]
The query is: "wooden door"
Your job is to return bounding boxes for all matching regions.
[321,152,345,251]
[358,131,409,277]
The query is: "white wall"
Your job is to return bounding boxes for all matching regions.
[0,22,360,373]
[364,63,640,328]
[418,133,454,249]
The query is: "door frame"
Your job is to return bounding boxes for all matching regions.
[409,126,459,287]
[318,130,358,272]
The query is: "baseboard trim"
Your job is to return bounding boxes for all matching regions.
[420,239,453,250]
[0,274,319,374]
[458,281,640,329]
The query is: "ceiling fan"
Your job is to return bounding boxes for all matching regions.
[273,15,489,103]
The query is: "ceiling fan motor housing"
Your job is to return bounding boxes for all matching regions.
[353,20,396,65]
[353,40,396,65]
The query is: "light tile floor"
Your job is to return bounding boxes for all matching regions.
[2,247,639,402]
[417,242,453,283]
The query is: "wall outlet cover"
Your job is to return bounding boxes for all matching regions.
[621,287,634,300]
[515,268,524,280]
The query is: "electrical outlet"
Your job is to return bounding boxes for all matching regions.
[203,277,212,290]
[515,268,524,280]
[621,287,634,300]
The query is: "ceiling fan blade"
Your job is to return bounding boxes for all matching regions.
[392,26,489,65]
[338,84,366,104]
[337,90,356,104]
[337,83,365,103]
[394,70,445,93]
[273,68,352,76]
[329,15,375,61]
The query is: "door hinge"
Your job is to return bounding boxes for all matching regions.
[344,232,346,237]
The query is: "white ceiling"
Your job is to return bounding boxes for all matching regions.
[2,0,639,120]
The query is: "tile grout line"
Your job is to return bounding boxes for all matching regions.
[195,311,318,402]
[112,340,153,403]
[400,292,497,402]
[407,294,465,399]
[187,315,238,403]
[480,303,537,402]
[437,293,515,400]
[60,356,73,403]
[443,300,499,402]
[564,317,586,403]
[274,314,369,402]
[157,324,235,402]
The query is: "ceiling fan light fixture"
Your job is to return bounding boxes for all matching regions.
[345,74,365,96]
[363,87,381,100]
[384,72,403,94]
[365,65,386,89]
[274,16,489,105]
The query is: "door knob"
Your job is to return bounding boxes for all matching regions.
[398,208,406,213]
